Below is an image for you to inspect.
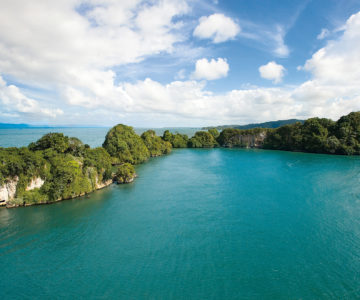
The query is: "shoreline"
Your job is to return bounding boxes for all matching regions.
[4,178,115,208]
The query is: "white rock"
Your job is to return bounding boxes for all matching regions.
[0,176,19,204]
[26,177,45,191]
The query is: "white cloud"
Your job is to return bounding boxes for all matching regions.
[0,0,189,97]
[259,61,286,83]
[0,76,63,119]
[273,26,290,57]
[1,2,360,126]
[304,12,360,86]
[193,13,240,43]
[235,22,290,58]
[192,58,229,80]
[317,28,330,40]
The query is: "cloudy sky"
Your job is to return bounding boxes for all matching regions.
[1,0,360,127]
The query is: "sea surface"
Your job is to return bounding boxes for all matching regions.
[1,131,360,299]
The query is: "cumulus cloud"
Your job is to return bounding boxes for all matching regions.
[1,1,360,126]
[0,76,63,119]
[259,61,286,83]
[303,12,360,86]
[193,13,240,43]
[0,0,189,98]
[192,58,229,80]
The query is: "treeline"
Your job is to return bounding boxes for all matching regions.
[0,125,172,207]
[162,127,268,149]
[2,111,359,206]
[0,134,113,206]
[263,112,360,155]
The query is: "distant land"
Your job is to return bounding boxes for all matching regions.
[0,123,106,129]
[202,119,305,130]
[0,123,33,129]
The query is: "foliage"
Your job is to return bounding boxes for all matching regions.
[115,163,136,184]
[83,147,112,181]
[102,124,150,164]
[188,131,218,148]
[263,112,360,155]
[3,111,360,207]
[0,147,47,186]
[1,133,115,206]
[208,128,220,139]
[28,133,70,153]
[162,130,189,148]
[141,130,172,156]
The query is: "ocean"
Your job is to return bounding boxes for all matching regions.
[1,129,360,299]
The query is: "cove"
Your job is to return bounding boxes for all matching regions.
[1,148,360,299]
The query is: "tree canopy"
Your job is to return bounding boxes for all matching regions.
[102,124,150,164]
[141,130,172,156]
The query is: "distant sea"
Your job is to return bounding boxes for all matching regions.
[0,127,200,148]
[1,130,360,299]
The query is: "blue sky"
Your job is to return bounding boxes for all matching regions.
[1,0,360,127]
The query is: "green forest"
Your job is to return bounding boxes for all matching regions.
[1,111,360,207]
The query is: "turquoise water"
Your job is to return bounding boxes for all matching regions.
[0,127,199,148]
[1,143,360,298]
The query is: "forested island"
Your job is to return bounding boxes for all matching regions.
[1,112,360,207]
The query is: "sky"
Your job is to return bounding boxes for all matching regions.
[1,0,360,127]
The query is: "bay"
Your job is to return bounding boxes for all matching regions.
[1,134,360,299]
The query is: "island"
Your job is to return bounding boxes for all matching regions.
[1,111,360,207]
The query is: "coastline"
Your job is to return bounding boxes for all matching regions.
[4,178,115,208]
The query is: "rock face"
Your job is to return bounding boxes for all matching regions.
[95,178,113,189]
[222,132,267,148]
[26,177,45,191]
[0,177,19,206]
[237,132,267,148]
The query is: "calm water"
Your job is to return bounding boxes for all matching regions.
[1,137,360,299]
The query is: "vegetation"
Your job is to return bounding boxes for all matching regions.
[0,147,48,186]
[1,133,112,206]
[2,111,360,207]
[162,130,189,148]
[141,130,172,156]
[1,125,175,207]
[102,124,150,164]
[188,131,218,148]
[114,163,136,184]
[208,128,220,139]
[263,112,360,155]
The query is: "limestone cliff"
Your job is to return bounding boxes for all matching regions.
[218,129,267,148]
[26,177,45,191]
[0,176,19,205]
[1,176,45,206]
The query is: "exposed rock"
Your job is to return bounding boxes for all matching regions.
[223,132,267,148]
[26,177,45,191]
[95,179,113,189]
[0,177,19,206]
